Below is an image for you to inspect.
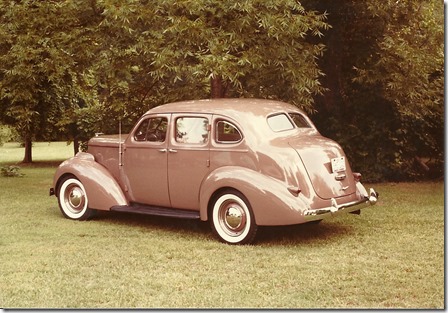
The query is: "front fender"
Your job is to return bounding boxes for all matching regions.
[53,152,128,211]
[199,166,310,226]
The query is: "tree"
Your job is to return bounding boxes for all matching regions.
[0,1,100,162]
[66,0,330,138]
[356,0,444,180]
[355,0,444,174]
[308,0,443,181]
[142,0,329,109]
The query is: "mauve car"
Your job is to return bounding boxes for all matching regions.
[50,98,378,244]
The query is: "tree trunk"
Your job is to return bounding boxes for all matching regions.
[73,137,80,155]
[22,136,32,163]
[210,76,227,98]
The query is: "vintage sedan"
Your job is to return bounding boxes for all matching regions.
[50,99,378,244]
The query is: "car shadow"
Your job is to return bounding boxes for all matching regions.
[91,211,354,246]
[93,210,212,240]
[255,222,355,246]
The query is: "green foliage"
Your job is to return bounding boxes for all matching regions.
[144,0,329,108]
[310,0,443,181]
[354,0,444,177]
[0,124,17,146]
[0,1,102,160]
[0,165,24,177]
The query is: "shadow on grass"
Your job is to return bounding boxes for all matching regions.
[256,222,354,246]
[93,210,212,240]
[85,210,353,246]
[0,160,65,168]
[18,160,65,168]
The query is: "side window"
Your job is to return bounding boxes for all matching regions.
[216,120,242,143]
[175,117,209,144]
[134,117,168,142]
[289,113,311,128]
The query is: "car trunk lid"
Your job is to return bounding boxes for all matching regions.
[288,135,356,199]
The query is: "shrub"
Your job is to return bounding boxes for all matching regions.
[1,165,24,177]
[0,125,15,146]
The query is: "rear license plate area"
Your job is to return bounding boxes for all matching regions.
[331,157,346,173]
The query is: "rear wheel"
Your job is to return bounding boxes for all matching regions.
[58,176,94,220]
[210,190,257,245]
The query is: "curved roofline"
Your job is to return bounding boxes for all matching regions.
[145,98,306,117]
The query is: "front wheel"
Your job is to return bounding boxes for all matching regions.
[210,191,258,245]
[58,176,94,220]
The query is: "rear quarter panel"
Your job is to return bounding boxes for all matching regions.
[199,166,310,226]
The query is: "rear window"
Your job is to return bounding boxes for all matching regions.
[267,114,295,132]
[289,113,311,128]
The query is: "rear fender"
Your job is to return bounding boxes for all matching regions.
[53,152,128,211]
[199,166,310,226]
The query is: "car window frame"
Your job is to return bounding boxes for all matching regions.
[131,115,169,144]
[288,112,312,129]
[215,119,244,144]
[170,114,211,147]
[266,113,296,132]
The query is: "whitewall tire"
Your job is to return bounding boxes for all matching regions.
[210,191,257,245]
[58,177,94,220]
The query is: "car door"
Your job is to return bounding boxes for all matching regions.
[122,114,171,207]
[167,114,211,210]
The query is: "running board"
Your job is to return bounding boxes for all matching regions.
[110,205,200,220]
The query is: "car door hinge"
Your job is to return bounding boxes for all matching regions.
[206,159,210,167]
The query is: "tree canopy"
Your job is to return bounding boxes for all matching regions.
[310,0,443,181]
[0,1,102,160]
[0,0,443,181]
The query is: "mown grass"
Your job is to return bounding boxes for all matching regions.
[0,142,444,309]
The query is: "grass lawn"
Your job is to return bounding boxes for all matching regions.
[0,142,444,309]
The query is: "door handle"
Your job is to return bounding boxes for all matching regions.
[168,149,177,153]
[158,149,167,153]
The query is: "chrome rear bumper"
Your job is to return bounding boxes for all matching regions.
[304,188,378,222]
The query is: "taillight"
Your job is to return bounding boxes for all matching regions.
[353,172,362,182]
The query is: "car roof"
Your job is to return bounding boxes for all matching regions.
[145,98,305,119]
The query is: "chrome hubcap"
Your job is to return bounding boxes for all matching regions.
[65,185,85,212]
[219,201,247,236]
